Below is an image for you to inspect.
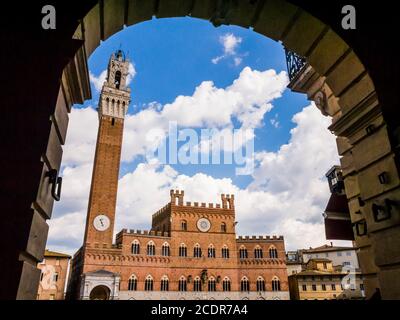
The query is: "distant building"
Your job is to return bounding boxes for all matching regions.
[288,259,365,300]
[286,251,302,276]
[37,250,71,300]
[301,243,359,269]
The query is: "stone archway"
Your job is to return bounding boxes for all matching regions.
[4,0,399,300]
[89,285,111,300]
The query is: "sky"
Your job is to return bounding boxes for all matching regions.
[47,17,350,255]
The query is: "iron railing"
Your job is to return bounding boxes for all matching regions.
[285,48,307,81]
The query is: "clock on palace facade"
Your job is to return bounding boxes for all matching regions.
[197,218,211,232]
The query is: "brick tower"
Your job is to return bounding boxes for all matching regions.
[83,50,130,247]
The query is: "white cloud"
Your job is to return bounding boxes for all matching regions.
[89,70,107,92]
[122,67,287,162]
[126,62,136,86]
[48,101,350,254]
[212,33,245,66]
[270,113,280,128]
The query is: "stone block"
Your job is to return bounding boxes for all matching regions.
[308,29,349,75]
[326,50,365,96]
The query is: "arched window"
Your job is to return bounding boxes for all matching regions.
[193,243,202,258]
[147,241,155,256]
[222,245,229,259]
[128,275,137,291]
[181,220,187,231]
[162,242,170,256]
[208,244,216,258]
[256,276,265,292]
[240,276,250,292]
[178,276,187,292]
[160,276,169,291]
[239,246,248,259]
[272,276,281,291]
[208,277,216,292]
[144,275,153,291]
[222,277,231,292]
[193,277,202,292]
[179,243,187,257]
[131,240,140,255]
[114,70,121,89]
[221,222,226,232]
[269,246,278,258]
[254,246,263,259]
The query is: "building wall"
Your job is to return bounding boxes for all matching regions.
[37,256,70,300]
[302,249,359,268]
[75,197,289,300]
[294,275,364,300]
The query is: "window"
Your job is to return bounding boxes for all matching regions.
[322,284,326,291]
[254,246,263,259]
[40,272,44,282]
[256,277,265,292]
[179,244,187,257]
[162,243,170,256]
[147,241,155,256]
[337,252,342,257]
[221,222,226,233]
[111,117,115,126]
[222,245,229,259]
[131,240,140,254]
[346,251,351,256]
[181,220,187,231]
[323,262,327,269]
[240,277,249,292]
[325,253,329,258]
[178,276,187,292]
[239,246,248,259]
[302,285,307,291]
[193,277,202,292]
[53,272,59,282]
[343,261,351,266]
[114,70,121,89]
[360,283,364,291]
[128,275,137,291]
[144,275,153,291]
[160,276,169,291]
[269,247,278,258]
[193,244,202,258]
[208,277,216,292]
[331,284,336,291]
[222,277,231,292]
[312,284,317,291]
[272,277,281,291]
[208,245,216,258]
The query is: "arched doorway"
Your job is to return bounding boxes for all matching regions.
[3,1,399,300]
[89,285,111,300]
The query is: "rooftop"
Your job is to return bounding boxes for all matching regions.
[44,249,71,259]
[303,244,355,253]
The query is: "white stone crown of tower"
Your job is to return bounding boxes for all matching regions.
[98,49,131,119]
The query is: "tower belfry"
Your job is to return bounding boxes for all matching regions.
[83,50,131,247]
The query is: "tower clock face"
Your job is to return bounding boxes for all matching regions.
[93,215,110,231]
[197,218,211,232]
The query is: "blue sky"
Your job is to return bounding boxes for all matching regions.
[84,17,309,187]
[48,17,347,254]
